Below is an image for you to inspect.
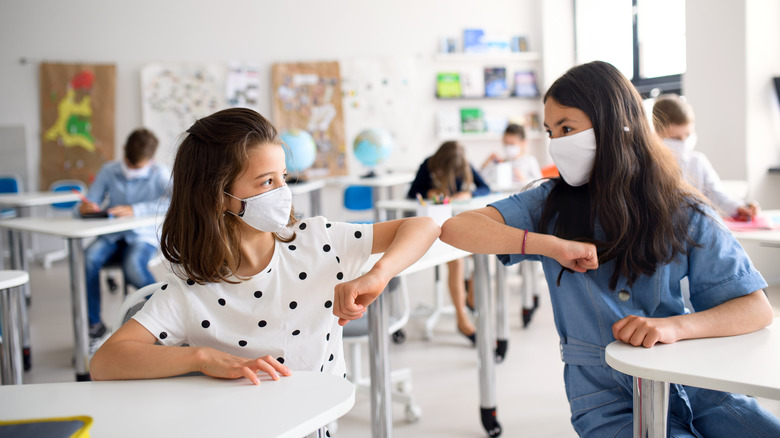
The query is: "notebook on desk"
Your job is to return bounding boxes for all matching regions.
[0,416,93,438]
[723,214,779,231]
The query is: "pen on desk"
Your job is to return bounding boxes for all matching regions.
[416,193,427,206]
[71,189,90,204]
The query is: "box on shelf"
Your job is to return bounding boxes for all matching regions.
[484,67,509,98]
[463,29,485,53]
[460,107,486,133]
[459,67,485,98]
[513,71,539,98]
[436,72,462,98]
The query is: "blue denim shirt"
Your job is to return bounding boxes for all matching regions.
[78,161,171,246]
[490,181,769,436]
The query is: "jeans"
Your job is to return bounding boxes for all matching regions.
[85,237,157,325]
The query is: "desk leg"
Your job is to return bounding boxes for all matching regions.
[67,238,91,381]
[8,230,32,371]
[368,287,392,438]
[0,285,24,384]
[633,376,669,438]
[474,254,501,437]
[494,258,508,362]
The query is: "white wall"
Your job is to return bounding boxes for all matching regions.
[0,0,544,191]
[685,0,780,208]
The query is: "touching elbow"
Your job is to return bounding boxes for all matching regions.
[440,217,457,244]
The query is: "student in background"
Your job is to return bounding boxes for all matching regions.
[407,141,490,344]
[653,94,759,220]
[481,123,542,189]
[439,61,779,436]
[78,128,171,342]
[90,109,439,417]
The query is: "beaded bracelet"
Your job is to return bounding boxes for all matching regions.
[522,229,528,255]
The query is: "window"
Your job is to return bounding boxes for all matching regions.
[575,0,686,97]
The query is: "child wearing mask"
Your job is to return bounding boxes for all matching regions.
[481,123,542,190]
[653,94,759,220]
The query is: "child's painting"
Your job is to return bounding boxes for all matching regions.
[39,63,116,188]
[271,61,346,177]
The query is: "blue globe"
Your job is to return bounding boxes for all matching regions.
[281,129,317,173]
[353,129,394,168]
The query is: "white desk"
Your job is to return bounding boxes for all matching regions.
[0,270,29,385]
[361,240,470,437]
[605,318,780,437]
[288,179,327,217]
[329,172,415,221]
[0,192,81,210]
[726,210,780,285]
[0,216,159,381]
[0,372,355,438]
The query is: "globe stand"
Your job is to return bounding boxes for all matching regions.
[360,169,378,179]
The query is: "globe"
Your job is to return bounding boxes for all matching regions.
[281,129,317,174]
[353,129,394,171]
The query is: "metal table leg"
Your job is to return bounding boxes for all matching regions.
[67,238,91,381]
[0,284,24,384]
[633,376,669,438]
[494,258,509,363]
[474,253,501,437]
[368,284,392,437]
[8,229,31,370]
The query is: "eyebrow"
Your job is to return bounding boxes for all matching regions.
[543,117,570,130]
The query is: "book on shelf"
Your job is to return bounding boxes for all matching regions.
[484,67,509,98]
[460,107,486,133]
[511,36,529,52]
[436,72,462,98]
[513,70,539,98]
[459,67,485,98]
[463,28,485,53]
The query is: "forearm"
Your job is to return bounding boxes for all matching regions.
[90,340,203,381]
[370,216,439,281]
[441,209,557,257]
[670,290,774,340]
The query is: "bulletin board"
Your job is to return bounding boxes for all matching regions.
[141,63,227,167]
[340,56,420,172]
[39,63,116,189]
[271,61,346,177]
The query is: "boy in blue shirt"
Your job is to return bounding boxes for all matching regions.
[77,128,171,340]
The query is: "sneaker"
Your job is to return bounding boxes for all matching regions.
[89,322,107,339]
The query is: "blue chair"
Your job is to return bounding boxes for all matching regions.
[342,185,374,224]
[0,174,23,219]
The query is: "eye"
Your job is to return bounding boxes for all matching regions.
[562,126,573,135]
[261,178,273,186]
[545,129,552,138]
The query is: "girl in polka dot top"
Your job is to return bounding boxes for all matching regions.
[90,108,440,387]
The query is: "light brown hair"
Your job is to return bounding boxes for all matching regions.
[427,141,473,196]
[161,108,296,284]
[652,94,695,133]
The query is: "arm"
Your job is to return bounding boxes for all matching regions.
[612,290,774,348]
[440,207,598,272]
[470,165,491,197]
[333,216,440,325]
[406,160,432,199]
[89,319,291,385]
[110,166,172,217]
[78,165,111,215]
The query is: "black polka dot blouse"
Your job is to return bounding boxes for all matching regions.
[132,216,373,377]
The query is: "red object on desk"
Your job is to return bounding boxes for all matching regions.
[723,214,777,231]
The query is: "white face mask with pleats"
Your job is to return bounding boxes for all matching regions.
[121,160,153,180]
[548,128,597,187]
[224,185,292,233]
[663,133,697,156]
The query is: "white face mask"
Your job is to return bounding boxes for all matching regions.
[662,133,697,156]
[548,128,597,187]
[504,145,520,159]
[224,185,292,233]
[121,161,153,180]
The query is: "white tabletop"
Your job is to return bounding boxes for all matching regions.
[605,318,780,400]
[0,270,29,290]
[0,216,160,239]
[329,172,415,188]
[363,239,470,277]
[0,192,81,207]
[0,372,355,438]
[376,192,509,215]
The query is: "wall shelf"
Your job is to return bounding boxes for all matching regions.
[433,52,541,63]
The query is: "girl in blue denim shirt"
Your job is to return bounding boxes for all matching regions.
[440,61,780,437]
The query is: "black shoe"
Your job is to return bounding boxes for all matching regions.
[458,326,476,346]
[89,322,107,339]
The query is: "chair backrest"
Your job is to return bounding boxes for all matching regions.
[343,185,373,211]
[49,179,87,210]
[0,174,22,194]
[112,282,163,331]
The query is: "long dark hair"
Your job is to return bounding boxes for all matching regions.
[540,61,705,289]
[161,108,296,284]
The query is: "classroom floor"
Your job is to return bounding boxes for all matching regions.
[17,259,780,438]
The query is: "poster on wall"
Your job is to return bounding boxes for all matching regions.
[39,62,116,189]
[271,61,346,178]
[226,62,261,110]
[340,56,420,174]
[141,63,227,167]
